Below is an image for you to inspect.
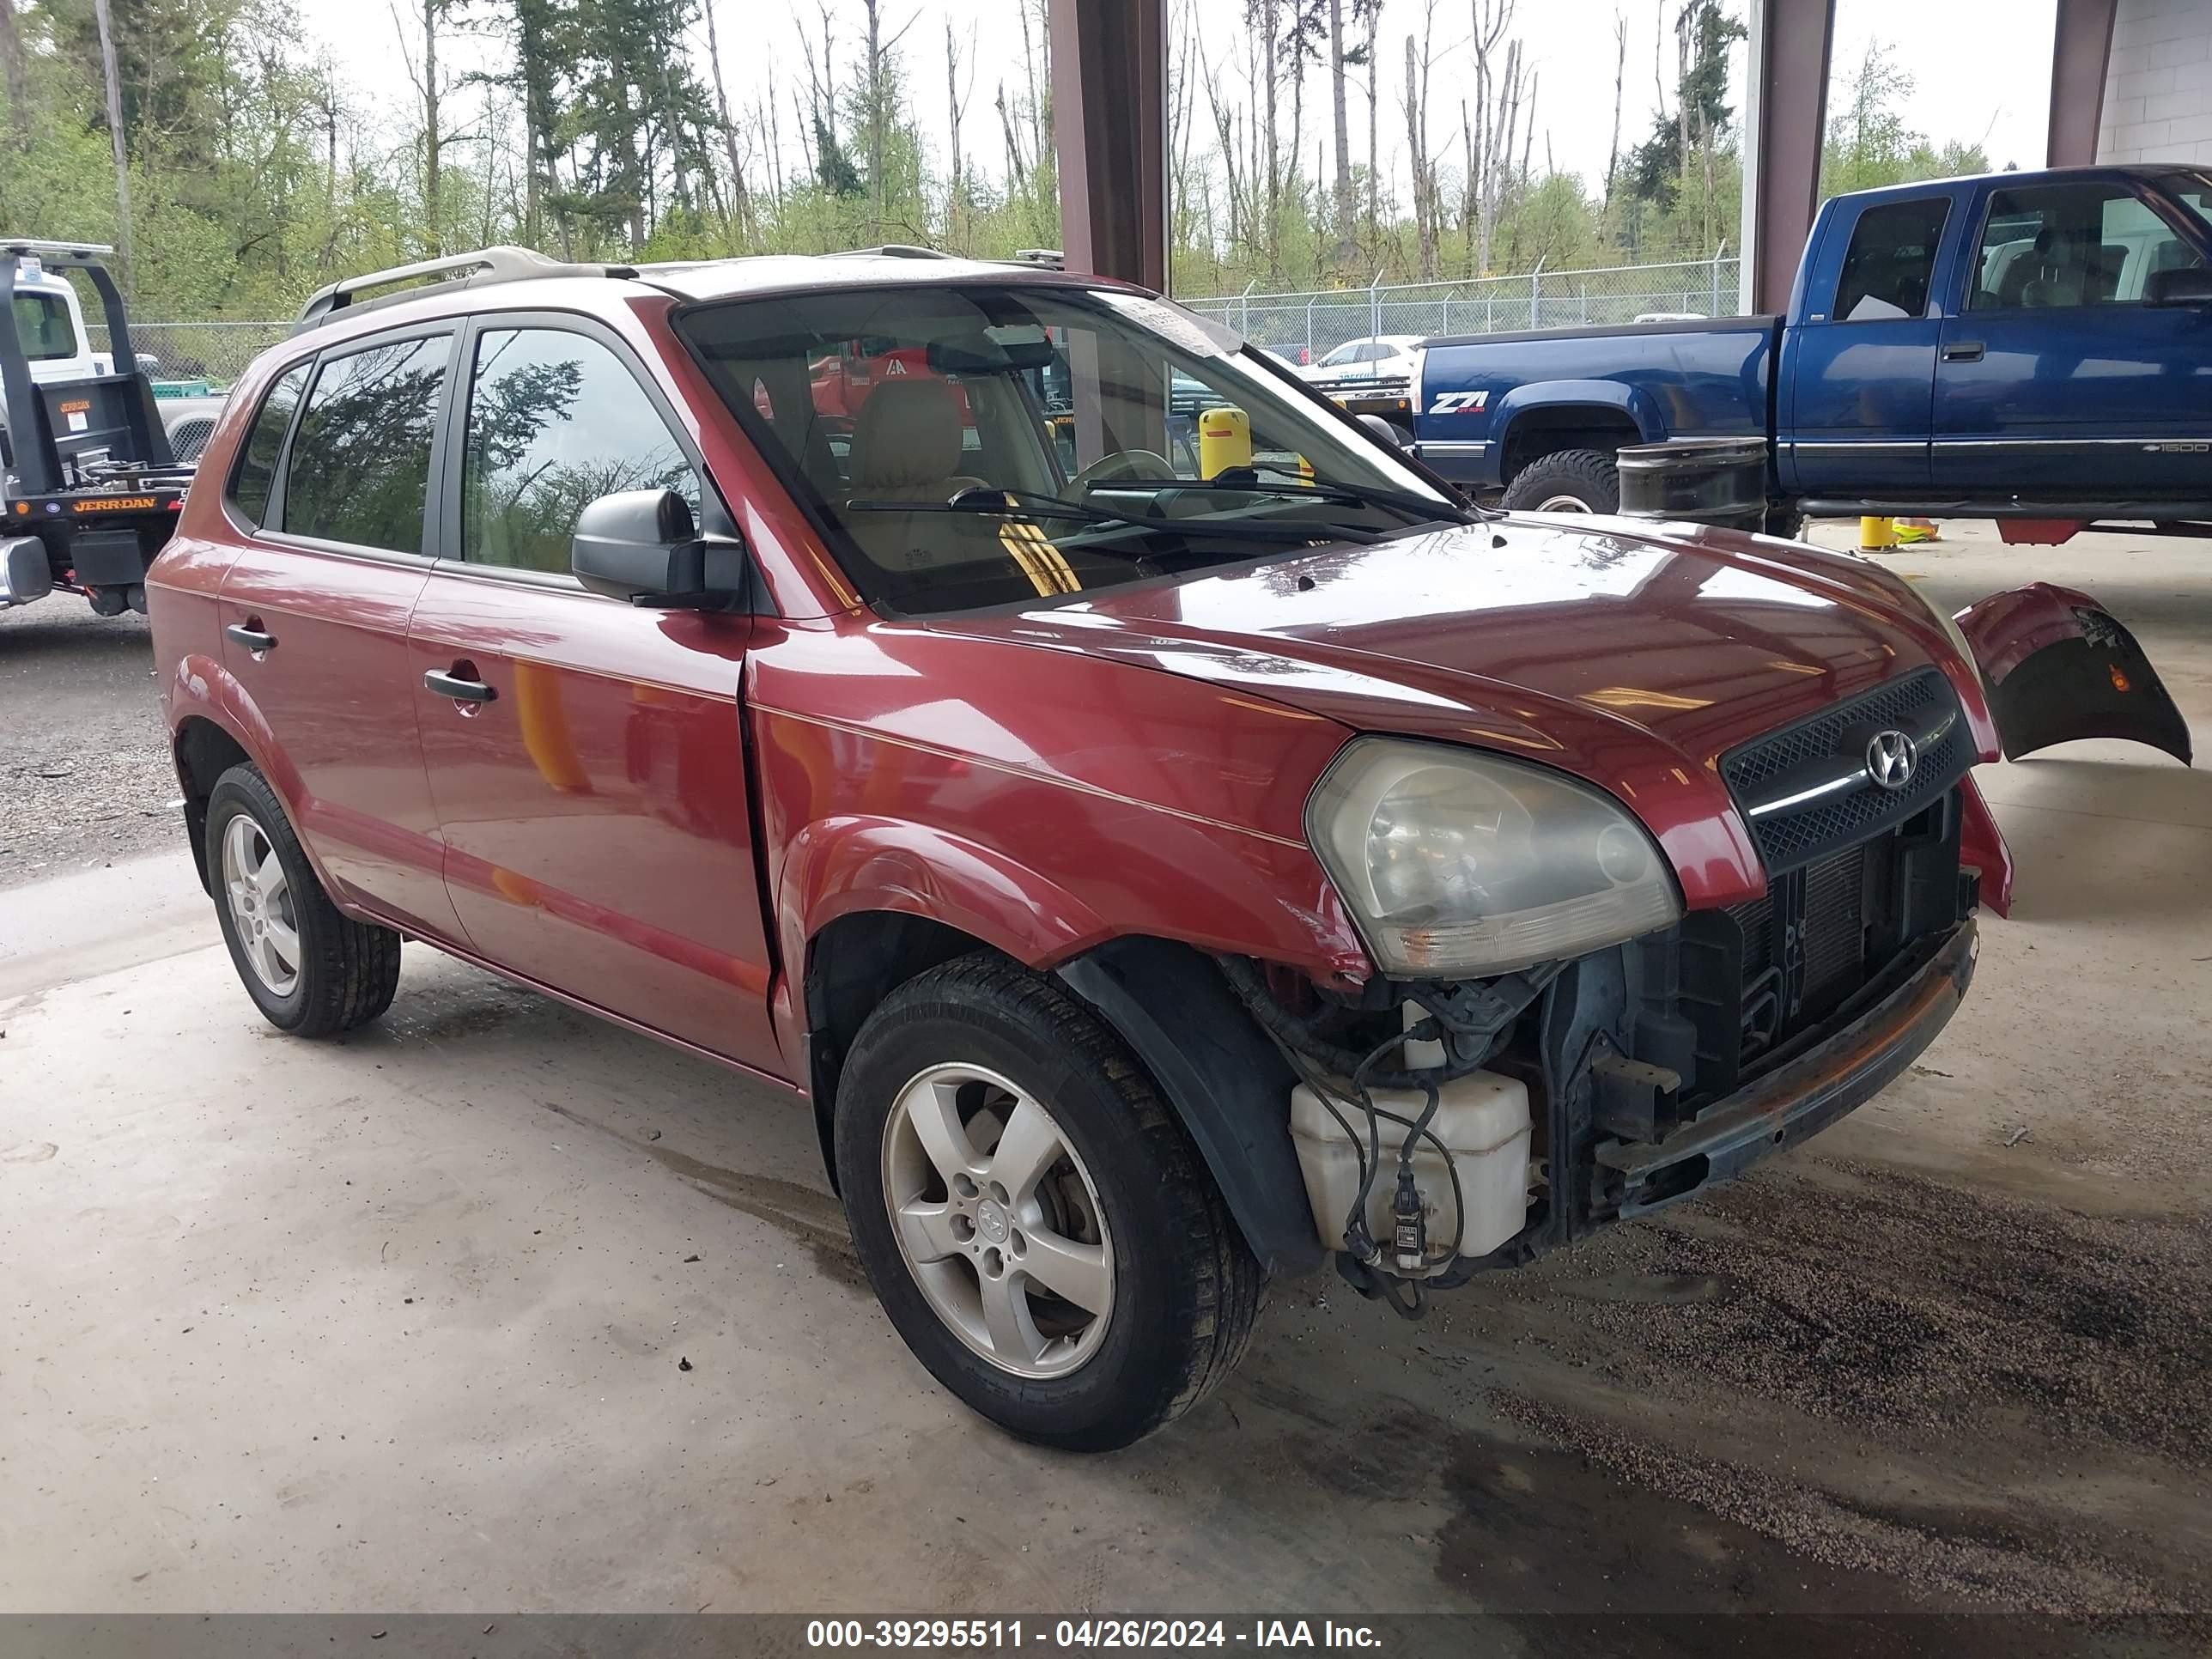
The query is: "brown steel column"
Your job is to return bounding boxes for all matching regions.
[1048,0,1170,291]
[1742,0,1837,314]
[2047,0,2118,165]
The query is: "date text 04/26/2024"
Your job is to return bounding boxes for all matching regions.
[804,1621,1383,1650]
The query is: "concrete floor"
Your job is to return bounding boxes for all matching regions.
[1,523,2208,1630]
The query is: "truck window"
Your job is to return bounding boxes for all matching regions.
[1832,198,1950,322]
[14,293,74,362]
[1969,181,2205,309]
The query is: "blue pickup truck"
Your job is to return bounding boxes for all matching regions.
[1410,164,2212,538]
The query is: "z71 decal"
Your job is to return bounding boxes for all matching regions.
[1426,390,1490,416]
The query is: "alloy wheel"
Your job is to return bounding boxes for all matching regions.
[879,1062,1115,1379]
[222,812,301,997]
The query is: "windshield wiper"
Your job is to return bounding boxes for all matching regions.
[1089,465,1474,526]
[846,487,1382,546]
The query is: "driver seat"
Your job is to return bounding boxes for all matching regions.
[839,379,992,573]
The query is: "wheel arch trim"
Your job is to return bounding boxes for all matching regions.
[1055,936,1326,1279]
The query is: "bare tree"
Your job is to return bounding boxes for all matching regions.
[945,20,973,217]
[391,0,469,258]
[703,0,750,241]
[1602,11,1626,218]
[1364,0,1380,240]
[91,0,131,284]
[1326,0,1354,264]
[995,80,1026,190]
[1467,0,1515,276]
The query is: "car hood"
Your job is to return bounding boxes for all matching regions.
[929,514,1994,902]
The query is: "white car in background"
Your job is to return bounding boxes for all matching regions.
[1298,334,1421,389]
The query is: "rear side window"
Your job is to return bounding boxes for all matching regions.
[228,363,310,527]
[459,326,698,574]
[1969,181,2206,308]
[1832,198,1950,321]
[282,334,452,554]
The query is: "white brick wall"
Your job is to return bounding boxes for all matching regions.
[2100,0,2212,161]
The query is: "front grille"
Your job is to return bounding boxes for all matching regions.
[1727,840,1871,1061]
[1678,790,1962,1099]
[1721,668,1971,873]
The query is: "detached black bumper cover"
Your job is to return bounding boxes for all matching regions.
[1598,919,1978,1219]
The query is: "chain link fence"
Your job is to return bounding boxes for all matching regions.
[88,320,293,389]
[88,254,1739,386]
[1184,255,1741,360]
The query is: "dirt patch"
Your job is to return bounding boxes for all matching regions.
[1492,1161,2211,1465]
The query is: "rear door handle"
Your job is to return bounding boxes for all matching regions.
[1942,341,1985,362]
[223,621,276,653]
[424,666,496,703]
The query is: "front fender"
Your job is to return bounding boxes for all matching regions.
[1955,583,2191,766]
[775,814,1113,981]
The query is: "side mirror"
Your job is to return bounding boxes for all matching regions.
[2146,266,2212,306]
[571,489,744,608]
[1356,411,1413,450]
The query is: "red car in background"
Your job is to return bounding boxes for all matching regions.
[148,245,2185,1451]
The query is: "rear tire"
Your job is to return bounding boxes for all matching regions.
[205,763,401,1037]
[1500,447,1620,514]
[834,951,1262,1451]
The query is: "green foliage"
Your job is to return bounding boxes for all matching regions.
[0,0,1991,325]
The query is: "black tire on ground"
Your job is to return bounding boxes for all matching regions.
[834,951,1264,1452]
[1499,447,1621,514]
[1763,504,1807,540]
[204,763,402,1037]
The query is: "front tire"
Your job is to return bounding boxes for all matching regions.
[834,952,1262,1451]
[205,763,401,1036]
[1500,447,1621,514]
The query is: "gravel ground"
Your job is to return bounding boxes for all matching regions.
[0,599,178,886]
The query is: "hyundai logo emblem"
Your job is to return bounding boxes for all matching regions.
[1866,729,1918,791]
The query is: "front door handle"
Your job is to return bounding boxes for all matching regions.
[424,666,496,703]
[224,621,276,653]
[1942,340,1985,362]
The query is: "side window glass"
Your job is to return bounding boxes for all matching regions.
[1971,183,2199,309]
[1832,198,1949,321]
[229,363,310,527]
[462,327,700,574]
[282,335,451,553]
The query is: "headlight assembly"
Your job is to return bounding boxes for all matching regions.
[1307,738,1682,978]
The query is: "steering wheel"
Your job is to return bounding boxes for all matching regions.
[1070,448,1177,491]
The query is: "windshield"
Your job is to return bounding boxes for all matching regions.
[677,283,1462,616]
[2165,172,2212,233]
[14,292,74,362]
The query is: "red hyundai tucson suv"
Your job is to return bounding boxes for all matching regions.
[148,246,2185,1450]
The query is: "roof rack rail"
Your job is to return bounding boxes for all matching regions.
[297,245,639,328]
[845,244,955,260]
[1012,248,1065,269]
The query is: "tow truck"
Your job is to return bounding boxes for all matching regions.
[0,240,195,617]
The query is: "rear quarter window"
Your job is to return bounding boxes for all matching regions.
[228,363,311,527]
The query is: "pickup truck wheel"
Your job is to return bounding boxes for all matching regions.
[834,952,1263,1451]
[1500,448,1620,514]
[205,764,402,1037]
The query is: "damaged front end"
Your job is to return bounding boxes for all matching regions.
[1223,675,1992,1315]
[1956,581,2192,766]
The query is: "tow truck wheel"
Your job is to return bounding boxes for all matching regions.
[125,584,148,615]
[204,763,402,1037]
[1500,447,1621,514]
[834,951,1263,1451]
